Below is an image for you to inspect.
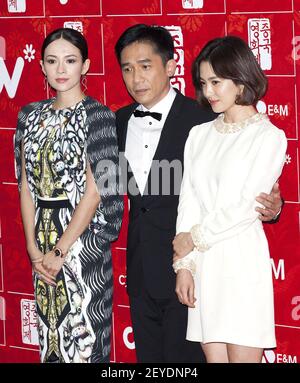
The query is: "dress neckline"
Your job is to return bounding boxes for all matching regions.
[213,112,268,134]
[39,97,87,121]
[50,96,87,113]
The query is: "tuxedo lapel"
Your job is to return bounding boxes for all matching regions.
[119,103,137,152]
[118,103,143,197]
[142,92,184,196]
[152,92,183,161]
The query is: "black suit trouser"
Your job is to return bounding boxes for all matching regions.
[129,284,206,363]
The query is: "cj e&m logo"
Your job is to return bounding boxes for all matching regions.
[256,101,289,117]
[263,350,297,363]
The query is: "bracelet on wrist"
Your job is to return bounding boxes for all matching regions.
[31,257,43,264]
[53,246,65,258]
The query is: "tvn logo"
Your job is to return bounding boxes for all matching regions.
[182,0,203,9]
[7,0,26,13]
[0,36,35,98]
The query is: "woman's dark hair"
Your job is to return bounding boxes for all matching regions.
[41,28,88,62]
[115,24,174,65]
[192,35,268,107]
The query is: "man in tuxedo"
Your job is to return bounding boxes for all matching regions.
[114,24,282,363]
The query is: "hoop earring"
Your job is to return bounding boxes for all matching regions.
[81,75,88,93]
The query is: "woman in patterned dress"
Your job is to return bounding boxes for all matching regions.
[14,28,123,363]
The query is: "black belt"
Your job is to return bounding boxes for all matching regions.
[37,198,72,209]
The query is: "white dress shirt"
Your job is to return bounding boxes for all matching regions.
[125,87,177,195]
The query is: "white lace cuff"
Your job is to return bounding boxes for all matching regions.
[172,257,196,277]
[190,224,211,252]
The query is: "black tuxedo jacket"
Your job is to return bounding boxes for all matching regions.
[116,91,216,298]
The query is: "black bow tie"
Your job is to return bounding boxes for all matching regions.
[133,109,162,121]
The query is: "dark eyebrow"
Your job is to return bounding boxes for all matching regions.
[200,76,219,81]
[45,54,78,59]
[121,58,152,68]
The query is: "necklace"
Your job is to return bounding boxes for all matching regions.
[213,112,268,134]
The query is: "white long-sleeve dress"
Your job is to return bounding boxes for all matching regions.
[176,113,287,348]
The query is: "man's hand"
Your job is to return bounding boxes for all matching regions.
[172,232,194,259]
[255,182,282,222]
[175,269,196,308]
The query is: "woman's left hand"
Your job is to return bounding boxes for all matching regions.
[172,232,194,259]
[42,250,65,278]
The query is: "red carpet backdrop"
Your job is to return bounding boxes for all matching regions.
[0,0,299,363]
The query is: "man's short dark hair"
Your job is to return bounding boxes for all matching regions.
[115,24,174,65]
[192,35,268,107]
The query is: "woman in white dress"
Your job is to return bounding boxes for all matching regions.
[172,36,287,363]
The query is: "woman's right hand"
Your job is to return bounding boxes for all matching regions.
[29,247,57,287]
[175,269,196,308]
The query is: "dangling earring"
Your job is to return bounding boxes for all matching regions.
[235,93,241,105]
[49,87,56,99]
[81,75,88,93]
[44,75,55,98]
[43,75,48,91]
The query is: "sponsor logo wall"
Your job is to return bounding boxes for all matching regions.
[0,0,299,363]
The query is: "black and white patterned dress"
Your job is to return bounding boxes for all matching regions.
[14,96,123,363]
